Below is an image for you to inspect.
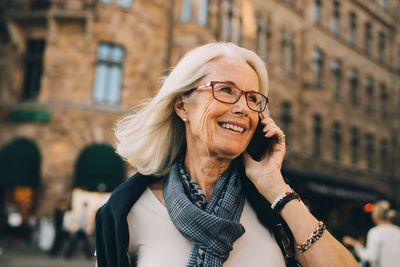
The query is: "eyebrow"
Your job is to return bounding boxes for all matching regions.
[220,80,237,86]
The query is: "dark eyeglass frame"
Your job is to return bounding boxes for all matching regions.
[186,81,269,113]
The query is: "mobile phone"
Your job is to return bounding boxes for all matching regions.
[246,114,277,161]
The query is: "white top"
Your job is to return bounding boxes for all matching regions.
[127,188,286,267]
[355,224,400,267]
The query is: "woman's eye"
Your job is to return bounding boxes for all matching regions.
[219,86,234,94]
[248,95,258,103]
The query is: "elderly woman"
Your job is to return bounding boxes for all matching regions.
[95,43,357,267]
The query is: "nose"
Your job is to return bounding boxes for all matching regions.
[231,94,249,115]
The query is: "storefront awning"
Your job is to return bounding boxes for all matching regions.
[0,138,40,187]
[282,167,385,203]
[74,144,125,192]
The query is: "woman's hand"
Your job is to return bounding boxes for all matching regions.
[342,236,363,248]
[243,117,289,202]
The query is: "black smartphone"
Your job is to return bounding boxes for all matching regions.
[246,114,278,161]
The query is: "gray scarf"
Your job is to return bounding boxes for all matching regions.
[163,161,245,267]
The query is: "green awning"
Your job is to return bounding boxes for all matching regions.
[0,138,41,187]
[74,144,125,192]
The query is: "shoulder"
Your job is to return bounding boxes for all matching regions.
[98,172,161,219]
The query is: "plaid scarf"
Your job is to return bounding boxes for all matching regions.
[163,160,245,267]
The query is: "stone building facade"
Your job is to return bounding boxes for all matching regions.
[0,0,399,236]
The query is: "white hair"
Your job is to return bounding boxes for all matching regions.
[115,42,269,176]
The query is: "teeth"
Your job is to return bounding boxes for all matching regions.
[220,123,244,133]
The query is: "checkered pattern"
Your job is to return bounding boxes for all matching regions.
[163,161,245,267]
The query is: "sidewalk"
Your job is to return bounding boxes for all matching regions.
[0,242,93,267]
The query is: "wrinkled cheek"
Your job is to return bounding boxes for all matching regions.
[199,100,216,150]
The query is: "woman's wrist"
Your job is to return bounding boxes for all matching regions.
[255,172,291,203]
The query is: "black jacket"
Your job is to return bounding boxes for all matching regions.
[95,171,299,267]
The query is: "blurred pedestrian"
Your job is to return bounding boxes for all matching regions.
[64,202,92,259]
[343,200,400,267]
[48,198,69,257]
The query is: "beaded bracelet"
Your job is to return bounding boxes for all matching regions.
[270,189,294,210]
[297,221,327,253]
[272,191,300,214]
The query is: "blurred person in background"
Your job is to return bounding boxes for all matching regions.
[95,42,358,267]
[343,200,400,267]
[64,202,93,259]
[48,198,69,257]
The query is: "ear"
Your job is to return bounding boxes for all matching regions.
[174,96,188,121]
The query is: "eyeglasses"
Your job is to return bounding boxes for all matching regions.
[187,81,269,112]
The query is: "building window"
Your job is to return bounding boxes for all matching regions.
[331,1,340,36]
[331,59,342,100]
[365,134,375,169]
[22,39,45,101]
[181,0,192,22]
[350,126,360,164]
[312,0,322,24]
[380,139,389,172]
[332,121,341,162]
[93,43,124,106]
[280,102,293,147]
[380,0,389,11]
[100,0,133,8]
[312,115,322,157]
[365,76,375,114]
[349,68,359,105]
[313,48,324,88]
[181,0,209,25]
[117,0,132,8]
[220,0,241,43]
[281,30,294,73]
[256,17,270,61]
[380,83,388,120]
[378,32,386,63]
[198,0,209,25]
[364,22,372,55]
[348,12,357,45]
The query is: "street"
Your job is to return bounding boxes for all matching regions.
[0,242,93,267]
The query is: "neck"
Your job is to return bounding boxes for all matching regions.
[184,152,231,200]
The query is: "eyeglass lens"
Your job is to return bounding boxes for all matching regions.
[212,83,267,112]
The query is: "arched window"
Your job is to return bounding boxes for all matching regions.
[331,59,342,100]
[312,0,322,24]
[280,102,293,147]
[364,22,372,55]
[332,121,341,162]
[348,12,357,45]
[313,48,324,88]
[331,1,341,36]
[350,126,360,164]
[365,76,375,114]
[380,83,388,120]
[313,115,323,157]
[378,32,386,63]
[256,17,270,61]
[281,30,294,73]
[348,68,359,105]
